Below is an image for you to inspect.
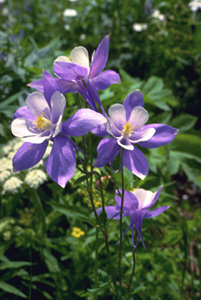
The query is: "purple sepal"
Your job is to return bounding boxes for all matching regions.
[13,141,48,171]
[28,78,44,93]
[91,124,108,137]
[138,124,179,148]
[123,147,149,179]
[144,206,170,219]
[93,70,121,90]
[62,109,106,137]
[89,35,110,78]
[44,135,76,188]
[53,61,88,80]
[43,71,61,106]
[13,106,35,120]
[94,138,120,168]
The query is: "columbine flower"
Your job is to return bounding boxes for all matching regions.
[188,0,201,12]
[11,91,106,187]
[30,36,120,114]
[97,187,169,247]
[94,90,178,179]
[133,23,148,32]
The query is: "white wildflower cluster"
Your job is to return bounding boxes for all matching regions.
[133,23,148,32]
[0,138,51,193]
[188,0,201,12]
[25,169,47,189]
[152,9,165,21]
[2,177,23,194]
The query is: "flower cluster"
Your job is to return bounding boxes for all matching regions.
[10,35,178,247]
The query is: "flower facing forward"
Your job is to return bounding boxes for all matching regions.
[11,91,106,187]
[94,90,178,179]
[97,187,169,247]
[30,35,120,114]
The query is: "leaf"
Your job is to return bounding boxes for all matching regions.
[51,202,96,226]
[0,281,27,298]
[170,133,201,163]
[0,261,31,271]
[170,114,198,132]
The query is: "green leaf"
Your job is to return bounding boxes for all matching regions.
[170,114,198,132]
[170,133,201,163]
[0,261,31,271]
[0,281,27,298]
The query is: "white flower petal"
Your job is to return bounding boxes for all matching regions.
[70,46,90,70]
[129,128,156,143]
[11,119,36,138]
[108,104,126,130]
[22,131,51,144]
[54,56,71,64]
[128,106,149,130]
[26,92,51,118]
[132,188,153,209]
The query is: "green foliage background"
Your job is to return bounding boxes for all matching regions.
[0,0,201,299]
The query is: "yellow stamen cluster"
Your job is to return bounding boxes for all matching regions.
[122,122,134,138]
[69,56,72,61]
[34,113,52,131]
[130,188,136,193]
[71,227,85,238]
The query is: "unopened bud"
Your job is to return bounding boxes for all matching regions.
[95,173,111,190]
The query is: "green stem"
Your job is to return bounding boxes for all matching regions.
[28,247,33,300]
[119,166,125,285]
[31,189,46,235]
[94,226,99,300]
[128,247,136,290]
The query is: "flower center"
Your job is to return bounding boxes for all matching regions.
[122,122,134,138]
[34,113,52,131]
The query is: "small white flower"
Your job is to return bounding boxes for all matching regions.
[64,24,70,30]
[2,144,12,155]
[0,157,12,172]
[188,0,201,12]
[152,9,165,21]
[2,177,23,194]
[133,23,148,32]
[2,7,8,15]
[0,170,11,183]
[80,34,86,41]
[63,8,77,17]
[25,169,47,189]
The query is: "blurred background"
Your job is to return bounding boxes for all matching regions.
[0,0,201,299]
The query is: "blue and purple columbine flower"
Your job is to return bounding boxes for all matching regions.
[97,186,169,247]
[11,91,106,187]
[94,90,178,179]
[29,35,120,114]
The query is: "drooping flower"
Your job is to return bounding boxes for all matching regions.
[29,35,120,114]
[97,186,169,247]
[94,90,178,179]
[11,91,106,187]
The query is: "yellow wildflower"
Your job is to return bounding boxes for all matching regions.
[71,227,85,238]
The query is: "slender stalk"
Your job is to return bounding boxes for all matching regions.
[119,166,125,285]
[94,226,99,300]
[28,247,33,300]
[128,247,136,290]
[31,189,46,235]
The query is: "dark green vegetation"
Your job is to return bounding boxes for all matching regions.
[0,0,201,299]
